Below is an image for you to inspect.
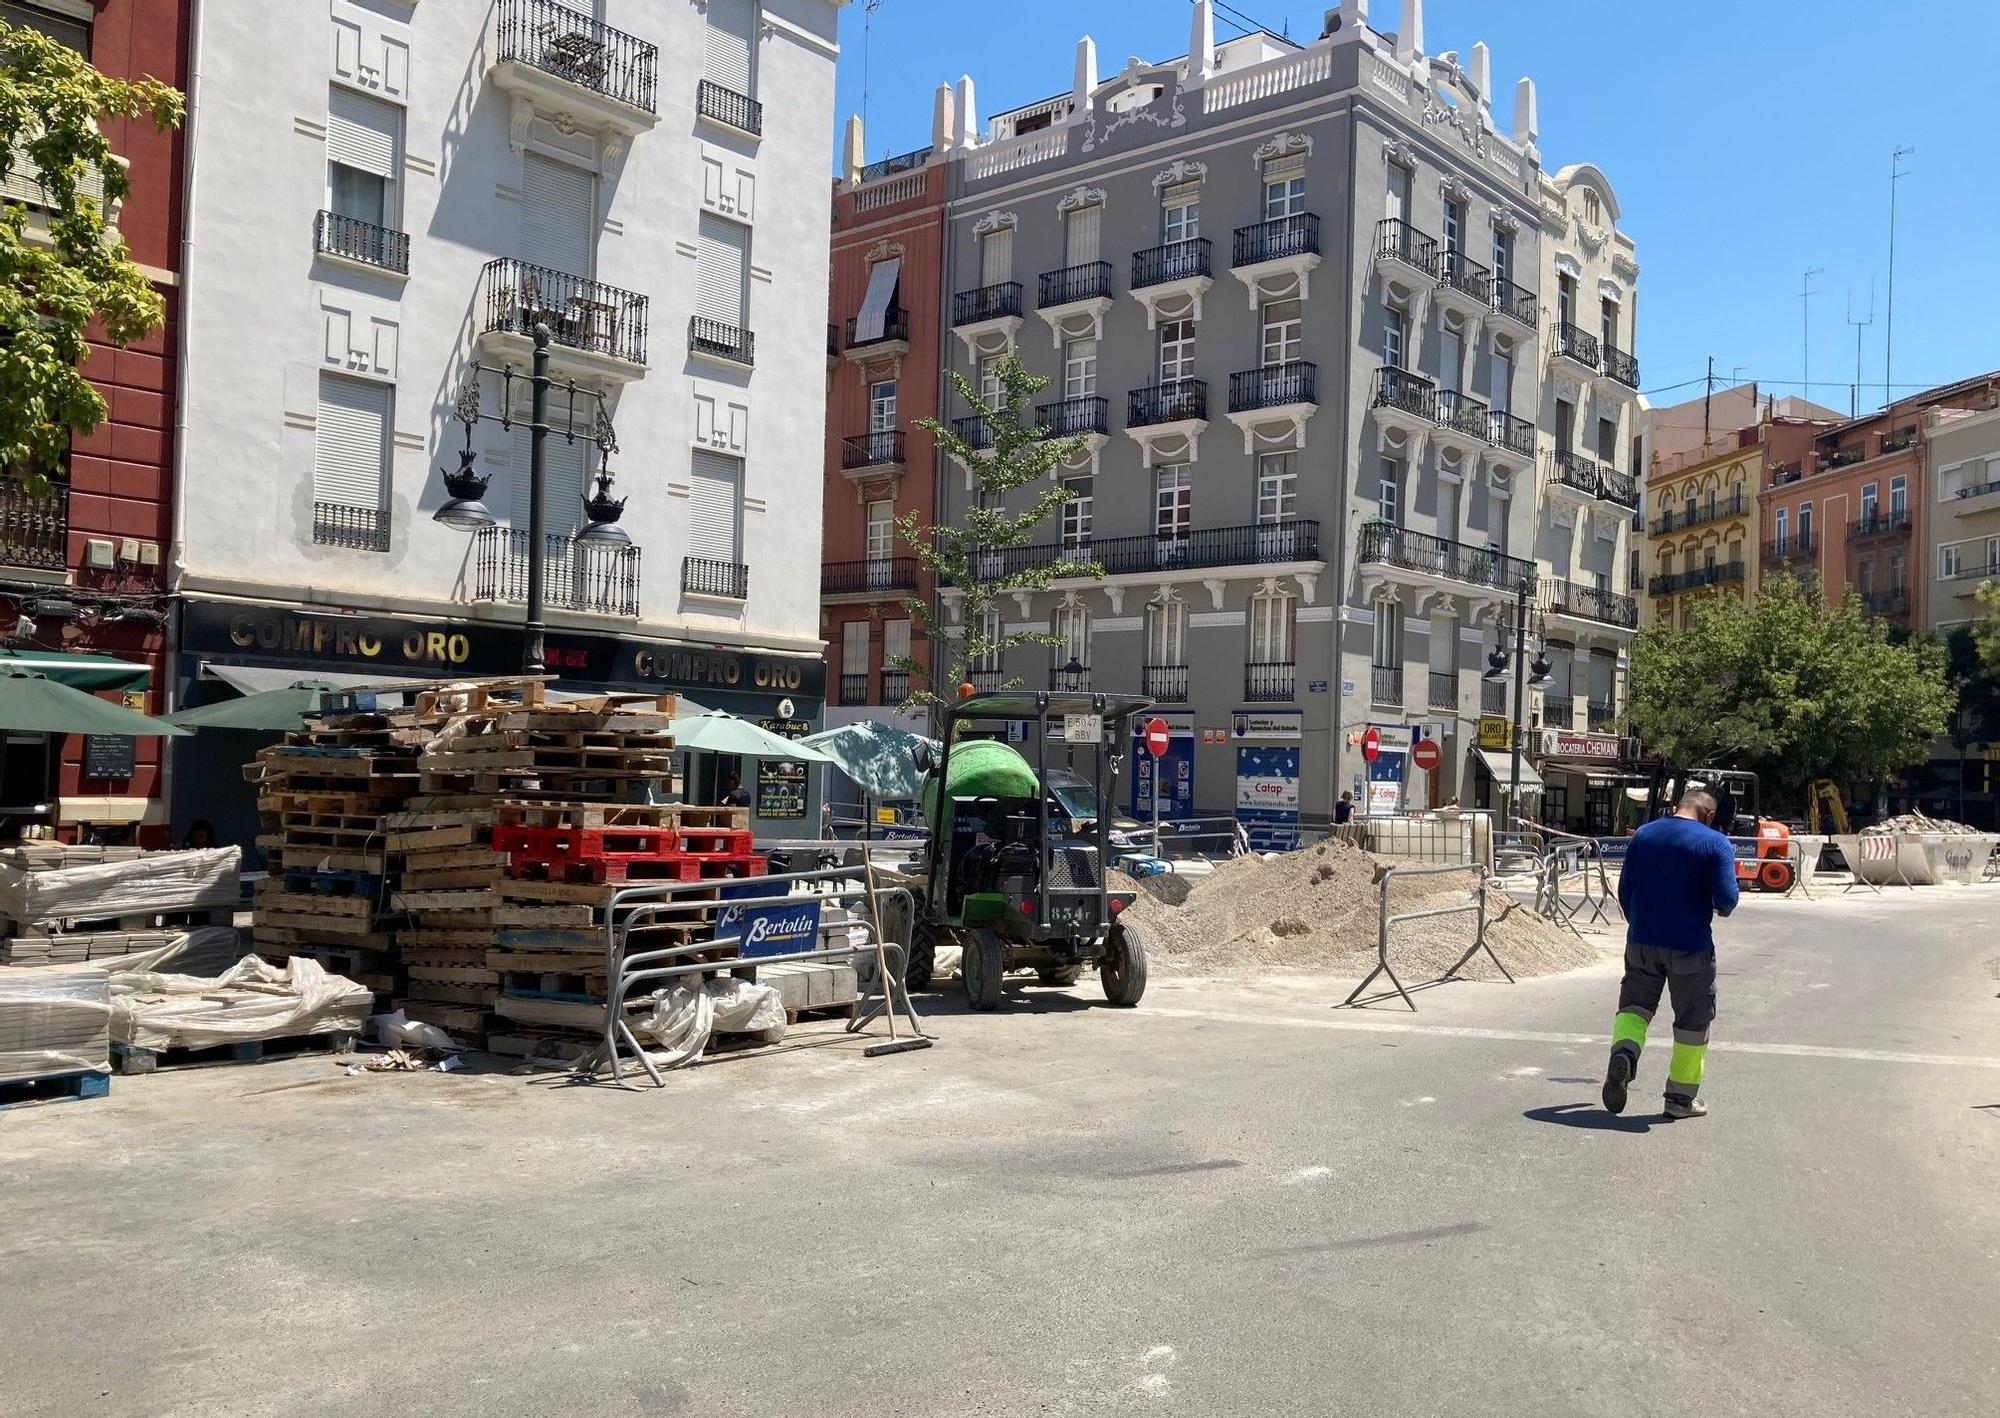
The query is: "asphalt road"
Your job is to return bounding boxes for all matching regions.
[4,888,1997,1417]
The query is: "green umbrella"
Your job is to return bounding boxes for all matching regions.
[669,710,835,763]
[801,719,936,801]
[0,670,188,737]
[168,679,343,732]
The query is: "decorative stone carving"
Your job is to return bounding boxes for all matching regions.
[971,209,1018,236]
[1383,137,1419,169]
[865,237,906,263]
[1150,158,1208,190]
[1252,131,1313,164]
[1055,184,1107,214]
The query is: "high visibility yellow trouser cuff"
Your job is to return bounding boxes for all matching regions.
[1611,1011,1650,1053]
[1667,1041,1707,1092]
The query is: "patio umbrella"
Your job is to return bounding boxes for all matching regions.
[800,719,935,801]
[669,710,835,764]
[168,679,345,732]
[0,669,187,737]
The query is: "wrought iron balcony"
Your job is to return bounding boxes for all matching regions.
[1051,661,1092,692]
[687,316,753,366]
[1036,395,1109,436]
[1038,261,1113,307]
[682,555,748,599]
[696,78,761,135]
[949,415,994,451]
[1437,249,1491,301]
[1373,365,1436,421]
[837,673,870,707]
[952,281,1022,326]
[1128,378,1207,427]
[860,146,932,182]
[1357,523,1538,594]
[1429,669,1459,711]
[1433,389,1492,442]
[1648,562,1746,595]
[1489,410,1537,458]
[1246,662,1297,703]
[1144,665,1190,702]
[1372,665,1404,705]
[1863,588,1910,618]
[1599,467,1640,509]
[1553,320,1600,369]
[0,479,68,570]
[496,0,658,114]
[1848,511,1913,541]
[1651,491,1747,535]
[312,502,391,553]
[844,306,909,348]
[968,669,1005,693]
[841,430,905,469]
[1588,701,1618,732]
[1548,449,1603,498]
[1539,577,1638,629]
[1482,679,1507,714]
[1233,212,1320,265]
[882,670,910,703]
[1229,361,1316,413]
[1375,218,1437,275]
[1602,343,1641,389]
[1132,238,1212,289]
[973,519,1321,581]
[315,211,409,274]
[482,257,648,365]
[473,526,641,616]
[822,556,918,595]
[1761,533,1817,567]
[1488,274,1537,326]
[1542,694,1576,729]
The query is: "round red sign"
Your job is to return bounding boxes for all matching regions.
[1143,717,1171,758]
[1361,727,1381,763]
[1411,738,1442,772]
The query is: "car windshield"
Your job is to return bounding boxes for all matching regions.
[1045,769,1100,823]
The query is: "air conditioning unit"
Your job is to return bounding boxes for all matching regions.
[83,538,116,570]
[118,537,140,563]
[137,542,160,567]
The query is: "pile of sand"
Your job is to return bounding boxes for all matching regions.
[1120,839,1598,981]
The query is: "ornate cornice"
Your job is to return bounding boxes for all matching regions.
[1252,131,1313,164]
[971,209,1018,236]
[864,238,905,263]
[1151,158,1208,190]
[1383,137,1419,169]
[1055,184,1107,215]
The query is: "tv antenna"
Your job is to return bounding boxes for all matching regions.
[1800,267,1824,402]
[1885,145,1914,408]
[1845,283,1875,420]
[861,0,885,145]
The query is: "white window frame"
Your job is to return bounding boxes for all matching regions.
[312,371,392,513]
[1256,451,1297,525]
[1377,457,1401,524]
[1060,474,1093,550]
[868,380,897,433]
[1383,305,1407,369]
[1861,482,1879,524]
[1491,226,1510,285]
[1263,173,1305,220]
[1162,190,1200,244]
[1889,474,1908,518]
[1052,603,1092,671]
[971,607,1004,675]
[1372,598,1400,669]
[1062,336,1097,399]
[864,499,894,562]
[1157,319,1195,384]
[1154,464,1192,544]
[325,86,402,233]
[1146,599,1186,667]
[1798,500,1814,545]
[1443,198,1462,255]
[841,621,870,677]
[1260,299,1302,368]
[1250,591,1295,664]
[1774,507,1789,553]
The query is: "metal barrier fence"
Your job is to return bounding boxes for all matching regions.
[1340,862,1509,1011]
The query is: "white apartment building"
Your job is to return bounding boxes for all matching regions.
[171,0,844,838]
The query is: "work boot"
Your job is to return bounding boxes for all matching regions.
[1600,1052,1633,1115]
[1663,1095,1707,1120]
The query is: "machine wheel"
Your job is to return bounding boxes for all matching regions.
[1100,920,1148,1007]
[1758,859,1795,893]
[905,911,939,992]
[963,929,1005,1011]
[1036,963,1084,987]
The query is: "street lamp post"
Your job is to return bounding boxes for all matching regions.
[1483,578,1551,825]
[432,324,629,675]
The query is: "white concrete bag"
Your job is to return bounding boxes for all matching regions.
[108,954,371,1053]
[634,978,786,1069]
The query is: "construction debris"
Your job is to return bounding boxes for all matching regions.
[1870,812,1986,835]
[107,955,371,1057]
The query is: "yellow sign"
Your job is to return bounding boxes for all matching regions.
[1477,715,1513,750]
[875,806,898,825]
[122,691,147,712]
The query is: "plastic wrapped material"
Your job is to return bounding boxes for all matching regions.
[0,846,241,926]
[95,926,248,981]
[108,955,371,1054]
[633,978,786,1070]
[367,1009,461,1053]
[0,970,111,1081]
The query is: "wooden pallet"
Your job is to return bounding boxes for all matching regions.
[112,1030,359,1075]
[0,1069,110,1109]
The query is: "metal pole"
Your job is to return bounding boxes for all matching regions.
[1887,146,1913,409]
[522,324,551,676]
[1507,580,1526,824]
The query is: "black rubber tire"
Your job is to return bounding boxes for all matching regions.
[963,928,1005,1011]
[1100,920,1148,1007]
[1036,963,1084,986]
[905,910,938,992]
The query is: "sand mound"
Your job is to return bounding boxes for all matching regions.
[1120,839,1597,981]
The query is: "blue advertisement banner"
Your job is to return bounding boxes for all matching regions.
[1130,714,1195,820]
[716,880,823,960]
[1235,745,1302,852]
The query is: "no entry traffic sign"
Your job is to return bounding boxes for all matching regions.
[1361,727,1381,762]
[1143,717,1171,758]
[1411,738,1442,773]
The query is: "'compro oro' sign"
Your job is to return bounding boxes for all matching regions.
[180,601,518,671]
[630,646,807,691]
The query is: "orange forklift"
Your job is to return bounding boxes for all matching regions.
[1639,764,1795,893]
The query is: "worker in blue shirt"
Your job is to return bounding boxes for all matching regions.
[1602,786,1739,1119]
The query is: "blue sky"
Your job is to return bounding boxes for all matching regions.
[831,0,2000,418]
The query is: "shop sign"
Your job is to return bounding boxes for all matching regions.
[716,893,823,961]
[1230,709,1303,742]
[1235,745,1301,851]
[1131,712,1195,821]
[616,639,825,699]
[181,601,517,672]
[1538,729,1623,761]
[756,759,808,819]
[1477,715,1513,750]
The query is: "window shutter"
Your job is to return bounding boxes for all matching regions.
[884,619,911,663]
[510,423,590,533]
[1262,154,1306,184]
[703,0,756,95]
[1064,204,1101,267]
[1161,180,1201,209]
[688,450,743,561]
[695,215,750,327]
[519,152,595,276]
[842,622,869,675]
[979,227,1012,286]
[327,87,399,177]
[314,374,390,508]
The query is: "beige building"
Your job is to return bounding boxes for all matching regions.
[1925,402,2000,632]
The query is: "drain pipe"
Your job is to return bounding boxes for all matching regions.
[162,0,205,836]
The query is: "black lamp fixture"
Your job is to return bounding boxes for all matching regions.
[574,405,630,547]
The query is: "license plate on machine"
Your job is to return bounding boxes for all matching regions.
[1047,899,1099,929]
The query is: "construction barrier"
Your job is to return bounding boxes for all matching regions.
[1340,862,1509,1012]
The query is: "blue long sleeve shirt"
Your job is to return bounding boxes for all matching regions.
[1617,814,1740,953]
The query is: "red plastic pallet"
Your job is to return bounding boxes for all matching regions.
[492,823,757,862]
[506,852,768,885]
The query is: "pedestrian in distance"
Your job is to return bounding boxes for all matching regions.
[1602,785,1739,1120]
[722,772,751,808]
[1334,790,1354,826]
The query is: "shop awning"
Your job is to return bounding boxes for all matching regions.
[1475,746,1545,794]
[851,257,901,343]
[0,649,150,691]
[201,662,433,696]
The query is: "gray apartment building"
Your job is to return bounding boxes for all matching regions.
[922,0,1643,835]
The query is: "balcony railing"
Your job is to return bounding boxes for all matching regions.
[1588,701,1618,733]
[314,211,409,274]
[1035,395,1109,436]
[1428,669,1459,711]
[1375,218,1437,274]
[1373,366,1435,421]
[1128,378,1207,427]
[1488,275,1537,326]
[682,555,748,599]
[1553,321,1601,369]
[845,306,909,348]
[822,556,917,595]
[1548,449,1602,498]
[1863,588,1910,618]
[1038,261,1113,307]
[1437,249,1491,301]
[1771,461,1803,486]
[1648,562,1746,595]
[1144,664,1190,702]
[1052,662,1092,693]
[952,281,1022,326]
[496,0,658,114]
[949,415,994,451]
[473,526,641,616]
[837,673,870,707]
[1881,429,1917,454]
[968,669,1005,693]
[1434,389,1492,442]
[1132,238,1212,288]
[1372,665,1404,705]
[1651,491,1747,536]
[1489,410,1536,458]
[1357,523,1538,593]
[1228,361,1316,412]
[1848,511,1913,540]
[0,479,68,571]
[696,78,762,135]
[859,146,932,182]
[1602,343,1641,388]
[1599,467,1640,509]
[688,316,753,366]
[1953,477,2000,503]
[1233,212,1320,265]
[1761,533,1818,566]
[882,670,910,704]
[482,256,648,365]
[1539,577,1638,629]
[840,430,905,470]
[312,502,391,553]
[1823,446,1865,469]
[1542,694,1576,729]
[1246,662,1296,703]
[1481,680,1507,714]
[974,519,1321,581]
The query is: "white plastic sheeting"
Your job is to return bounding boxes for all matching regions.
[108,955,371,1053]
[633,978,786,1070]
[0,846,240,926]
[0,970,110,1081]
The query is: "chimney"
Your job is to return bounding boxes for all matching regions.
[842,114,863,186]
[1395,0,1423,64]
[1189,0,1215,83]
[955,74,979,149]
[932,83,955,151]
[1070,36,1098,124]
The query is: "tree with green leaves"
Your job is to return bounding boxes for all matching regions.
[1627,572,1956,809]
[0,19,182,496]
[1976,578,2000,680]
[891,352,1100,715]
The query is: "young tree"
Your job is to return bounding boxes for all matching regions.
[0,20,183,496]
[892,352,1100,714]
